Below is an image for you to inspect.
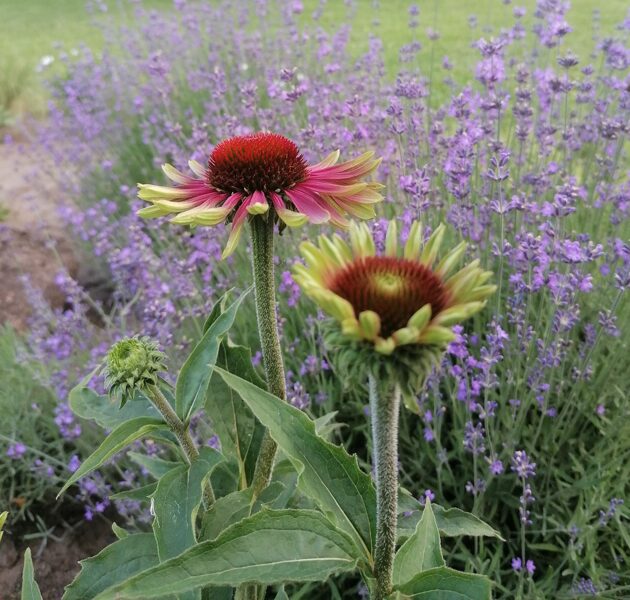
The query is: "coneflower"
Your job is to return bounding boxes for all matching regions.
[294,220,495,600]
[138,133,383,524]
[138,132,382,258]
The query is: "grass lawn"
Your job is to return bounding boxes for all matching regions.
[0,0,628,118]
[300,0,629,78]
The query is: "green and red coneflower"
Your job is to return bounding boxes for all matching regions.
[138,133,384,539]
[138,132,383,257]
[293,219,495,355]
[294,219,495,600]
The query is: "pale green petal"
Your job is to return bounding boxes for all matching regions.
[358,310,381,340]
[408,304,432,330]
[435,240,468,278]
[420,224,446,266]
[404,221,423,260]
[385,220,398,257]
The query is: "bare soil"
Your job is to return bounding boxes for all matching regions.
[0,519,114,599]
[0,136,78,330]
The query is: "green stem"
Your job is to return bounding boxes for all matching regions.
[248,215,287,499]
[146,384,215,506]
[369,375,401,600]
[236,215,286,600]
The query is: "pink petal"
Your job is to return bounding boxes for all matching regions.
[285,186,331,224]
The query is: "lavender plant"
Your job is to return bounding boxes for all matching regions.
[8,0,629,598]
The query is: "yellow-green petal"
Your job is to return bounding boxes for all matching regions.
[375,337,396,355]
[385,220,398,257]
[404,221,423,260]
[435,240,468,278]
[417,325,456,345]
[420,224,446,266]
[358,310,381,340]
[392,326,419,346]
[408,304,432,330]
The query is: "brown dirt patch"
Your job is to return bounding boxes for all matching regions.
[0,138,78,329]
[0,519,114,599]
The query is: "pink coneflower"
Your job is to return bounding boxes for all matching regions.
[138,132,383,257]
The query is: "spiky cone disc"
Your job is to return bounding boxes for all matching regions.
[103,336,167,406]
[293,220,496,406]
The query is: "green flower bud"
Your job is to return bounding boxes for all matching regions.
[103,337,166,406]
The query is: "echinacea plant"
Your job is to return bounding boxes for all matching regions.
[294,220,496,599]
[138,132,383,504]
[49,137,501,600]
[51,221,500,600]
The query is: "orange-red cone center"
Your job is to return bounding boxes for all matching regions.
[208,132,308,194]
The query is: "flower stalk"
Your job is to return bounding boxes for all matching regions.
[145,384,216,506]
[249,214,286,498]
[103,337,215,506]
[369,375,401,600]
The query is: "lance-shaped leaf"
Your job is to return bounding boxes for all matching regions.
[215,367,376,563]
[398,492,503,541]
[206,339,266,489]
[393,499,444,587]
[63,534,158,600]
[152,447,224,561]
[176,288,250,421]
[0,511,7,544]
[128,452,181,478]
[109,482,158,502]
[69,385,160,429]
[57,418,167,497]
[93,510,358,599]
[394,567,492,599]
[21,548,43,600]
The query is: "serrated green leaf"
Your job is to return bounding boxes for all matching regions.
[206,340,266,489]
[176,288,250,421]
[57,418,167,498]
[152,447,224,561]
[69,386,160,429]
[398,493,503,541]
[62,534,159,600]
[393,499,444,586]
[214,367,376,564]
[395,567,492,599]
[21,548,43,600]
[128,452,182,479]
[94,510,358,599]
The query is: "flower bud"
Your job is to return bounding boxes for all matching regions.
[103,337,166,405]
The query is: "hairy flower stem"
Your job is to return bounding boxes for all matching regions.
[146,384,215,505]
[236,216,286,600]
[248,215,287,499]
[369,375,401,600]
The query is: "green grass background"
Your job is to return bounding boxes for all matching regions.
[1,0,628,116]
